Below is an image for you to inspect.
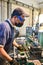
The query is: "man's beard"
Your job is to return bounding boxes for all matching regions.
[15,22,23,27]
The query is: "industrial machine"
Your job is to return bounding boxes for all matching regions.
[7,26,43,65]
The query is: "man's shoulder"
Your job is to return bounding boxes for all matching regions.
[0,22,6,30]
[0,21,11,32]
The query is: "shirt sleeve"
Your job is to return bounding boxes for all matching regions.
[0,24,7,47]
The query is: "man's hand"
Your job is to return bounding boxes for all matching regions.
[9,59,19,65]
[17,45,23,51]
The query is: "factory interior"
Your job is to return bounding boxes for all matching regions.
[0,0,43,65]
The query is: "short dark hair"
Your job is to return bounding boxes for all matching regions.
[11,8,24,18]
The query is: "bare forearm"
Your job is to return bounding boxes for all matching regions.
[13,40,19,47]
[0,47,13,61]
[13,40,22,51]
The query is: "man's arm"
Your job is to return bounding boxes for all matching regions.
[0,46,13,61]
[13,40,19,47]
[13,40,23,51]
[0,46,19,65]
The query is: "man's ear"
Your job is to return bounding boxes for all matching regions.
[14,16,18,20]
[14,16,17,18]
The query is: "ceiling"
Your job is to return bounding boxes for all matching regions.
[35,0,43,4]
[16,0,43,4]
[35,0,43,8]
[15,0,43,8]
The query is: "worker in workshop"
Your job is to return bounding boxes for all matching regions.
[0,8,29,65]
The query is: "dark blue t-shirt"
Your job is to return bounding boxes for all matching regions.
[0,20,14,53]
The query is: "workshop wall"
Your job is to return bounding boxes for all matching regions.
[0,0,7,22]
[40,8,43,14]
[33,9,40,25]
[0,1,1,22]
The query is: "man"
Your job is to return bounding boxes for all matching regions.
[0,8,28,65]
